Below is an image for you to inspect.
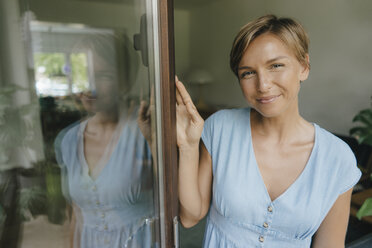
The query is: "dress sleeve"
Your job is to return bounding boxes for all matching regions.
[53,123,78,204]
[54,121,80,167]
[338,149,362,195]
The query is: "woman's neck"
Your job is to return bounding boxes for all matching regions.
[250,104,311,144]
[86,111,119,134]
[95,111,119,123]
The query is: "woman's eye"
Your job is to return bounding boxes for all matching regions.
[240,71,255,79]
[271,64,284,69]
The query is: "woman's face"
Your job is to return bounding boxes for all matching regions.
[91,52,119,112]
[238,33,309,118]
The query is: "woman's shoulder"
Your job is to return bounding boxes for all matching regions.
[205,107,250,124]
[313,124,361,194]
[60,121,84,145]
[54,120,84,165]
[315,124,355,161]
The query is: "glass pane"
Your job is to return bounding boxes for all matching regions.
[0,0,162,247]
[34,52,89,96]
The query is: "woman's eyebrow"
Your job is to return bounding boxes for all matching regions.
[266,55,288,64]
[238,65,253,70]
[238,56,289,70]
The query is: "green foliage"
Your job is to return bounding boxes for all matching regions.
[18,186,47,221]
[350,108,372,146]
[45,165,66,224]
[357,197,372,220]
[34,53,65,77]
[0,85,66,225]
[352,99,372,220]
[34,52,89,94]
[0,86,38,168]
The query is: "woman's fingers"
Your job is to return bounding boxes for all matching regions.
[175,77,195,108]
[176,87,184,106]
[175,76,184,105]
[148,85,155,116]
[186,102,204,125]
[138,100,148,121]
[175,76,203,124]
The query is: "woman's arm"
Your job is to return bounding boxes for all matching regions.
[311,188,353,248]
[176,77,213,228]
[179,142,213,228]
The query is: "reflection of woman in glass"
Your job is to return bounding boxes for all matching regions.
[55,34,154,248]
[177,15,361,247]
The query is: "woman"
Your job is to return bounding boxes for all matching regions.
[176,15,361,247]
[55,34,155,248]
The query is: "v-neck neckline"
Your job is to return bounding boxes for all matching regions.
[247,108,318,204]
[78,118,125,183]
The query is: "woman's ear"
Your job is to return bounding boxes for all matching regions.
[299,54,310,81]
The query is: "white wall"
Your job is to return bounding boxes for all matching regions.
[181,0,372,135]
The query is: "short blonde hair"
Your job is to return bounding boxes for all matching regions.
[230,14,310,78]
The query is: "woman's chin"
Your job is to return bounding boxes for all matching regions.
[251,105,283,118]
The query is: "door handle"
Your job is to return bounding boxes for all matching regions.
[133,14,149,67]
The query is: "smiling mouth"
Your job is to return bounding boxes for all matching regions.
[257,95,280,104]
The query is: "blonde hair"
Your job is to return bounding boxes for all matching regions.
[230,14,310,78]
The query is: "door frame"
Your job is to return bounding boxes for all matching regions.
[159,0,178,246]
[155,0,178,247]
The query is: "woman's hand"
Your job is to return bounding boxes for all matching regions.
[176,76,204,149]
[137,86,156,154]
[138,100,153,145]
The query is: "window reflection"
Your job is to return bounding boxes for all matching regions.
[34,52,89,96]
[0,14,157,247]
[51,32,156,247]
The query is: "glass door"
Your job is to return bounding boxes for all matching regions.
[0,0,177,247]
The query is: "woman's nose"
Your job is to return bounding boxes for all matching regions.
[256,73,272,92]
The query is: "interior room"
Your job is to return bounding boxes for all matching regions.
[0,0,371,247]
[174,0,372,247]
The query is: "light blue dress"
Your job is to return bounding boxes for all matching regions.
[55,110,154,248]
[201,108,361,248]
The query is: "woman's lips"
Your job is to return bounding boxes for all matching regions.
[257,95,280,104]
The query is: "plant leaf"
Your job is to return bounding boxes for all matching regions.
[349,123,372,144]
[350,127,364,136]
[352,109,372,126]
[356,197,372,220]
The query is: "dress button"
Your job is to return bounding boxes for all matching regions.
[259,236,264,242]
[96,200,100,206]
[104,224,108,230]
[104,238,110,244]
[92,186,97,191]
[263,222,269,228]
[267,206,273,212]
[101,213,105,218]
